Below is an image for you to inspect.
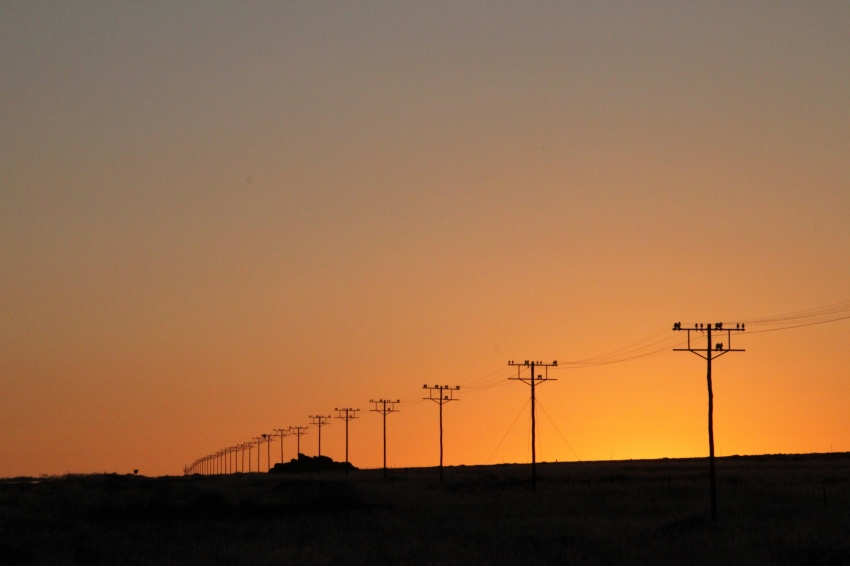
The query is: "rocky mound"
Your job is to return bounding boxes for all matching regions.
[270,453,357,473]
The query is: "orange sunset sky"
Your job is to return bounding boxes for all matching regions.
[1,2,849,477]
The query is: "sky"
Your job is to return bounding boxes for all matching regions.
[1,1,848,477]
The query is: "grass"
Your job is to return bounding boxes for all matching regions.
[1,453,849,564]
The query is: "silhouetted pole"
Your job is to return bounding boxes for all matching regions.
[423,385,460,484]
[274,428,289,464]
[309,415,331,457]
[253,437,263,472]
[509,360,558,491]
[673,321,745,521]
[291,426,309,456]
[370,399,399,479]
[335,408,360,468]
[262,434,273,472]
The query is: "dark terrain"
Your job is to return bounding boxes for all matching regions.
[1,453,849,564]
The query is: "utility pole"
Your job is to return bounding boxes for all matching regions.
[290,426,309,456]
[274,428,290,464]
[370,399,400,479]
[262,433,273,472]
[309,415,331,457]
[423,385,460,484]
[334,408,360,467]
[509,360,558,491]
[253,437,263,472]
[673,321,745,521]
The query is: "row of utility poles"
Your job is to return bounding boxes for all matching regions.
[185,391,461,482]
[186,323,743,521]
[185,410,358,475]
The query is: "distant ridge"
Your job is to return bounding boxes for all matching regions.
[269,453,356,473]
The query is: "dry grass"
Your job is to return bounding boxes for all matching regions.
[1,453,849,564]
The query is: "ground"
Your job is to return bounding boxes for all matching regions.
[1,453,849,564]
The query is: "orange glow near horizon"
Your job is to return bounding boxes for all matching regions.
[1,2,849,477]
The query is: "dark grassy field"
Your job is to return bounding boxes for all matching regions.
[1,453,849,564]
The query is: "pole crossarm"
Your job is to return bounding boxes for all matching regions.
[508,359,558,385]
[423,384,460,404]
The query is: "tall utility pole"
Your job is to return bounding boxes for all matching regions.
[370,399,400,479]
[291,426,309,456]
[509,360,558,491]
[673,321,745,521]
[274,428,290,464]
[309,415,331,457]
[334,408,360,466]
[423,385,460,484]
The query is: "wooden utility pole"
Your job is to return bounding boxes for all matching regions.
[673,321,745,521]
[290,426,309,456]
[509,360,558,491]
[274,428,290,464]
[423,385,460,484]
[370,399,400,478]
[334,408,360,467]
[309,416,331,457]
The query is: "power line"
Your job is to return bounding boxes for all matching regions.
[485,398,530,465]
[536,398,580,461]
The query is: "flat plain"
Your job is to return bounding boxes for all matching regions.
[1,453,849,564]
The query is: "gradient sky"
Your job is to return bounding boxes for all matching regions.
[1,1,849,477]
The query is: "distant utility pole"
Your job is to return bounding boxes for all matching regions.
[274,428,290,464]
[241,442,247,473]
[334,408,360,466]
[673,321,745,521]
[509,360,558,491]
[291,426,309,456]
[253,437,264,472]
[370,399,400,478]
[262,433,273,472]
[423,384,460,484]
[309,415,331,457]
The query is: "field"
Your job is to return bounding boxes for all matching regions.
[1,453,849,564]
